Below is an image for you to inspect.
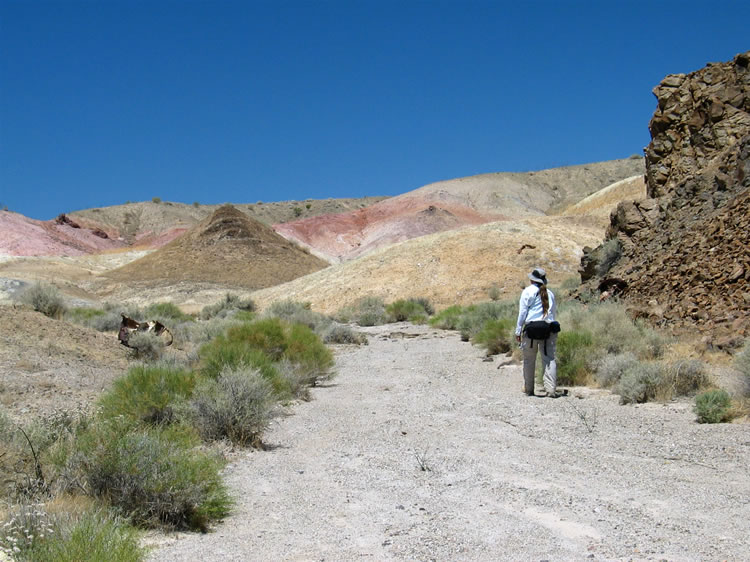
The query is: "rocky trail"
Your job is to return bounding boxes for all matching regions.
[147,324,750,561]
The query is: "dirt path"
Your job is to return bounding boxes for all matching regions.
[148,324,750,561]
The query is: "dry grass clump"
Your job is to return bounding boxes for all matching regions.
[265,300,332,334]
[322,323,368,345]
[200,293,256,320]
[386,298,434,324]
[334,296,387,326]
[735,341,750,397]
[125,331,165,361]
[0,503,144,562]
[59,419,230,531]
[20,282,67,319]
[182,366,277,447]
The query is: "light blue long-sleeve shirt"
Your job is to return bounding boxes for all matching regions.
[515,284,556,336]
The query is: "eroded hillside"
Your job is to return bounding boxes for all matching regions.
[102,205,329,291]
[275,158,645,262]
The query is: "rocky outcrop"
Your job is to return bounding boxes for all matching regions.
[583,51,750,341]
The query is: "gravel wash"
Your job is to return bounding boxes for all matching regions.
[147,323,750,561]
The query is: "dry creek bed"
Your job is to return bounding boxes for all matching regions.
[147,323,750,562]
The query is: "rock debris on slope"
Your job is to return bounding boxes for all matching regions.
[581,51,750,341]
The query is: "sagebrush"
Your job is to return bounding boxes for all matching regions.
[21,282,67,318]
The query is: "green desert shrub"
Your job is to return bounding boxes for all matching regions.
[386,298,433,323]
[322,323,368,345]
[67,304,136,332]
[97,365,197,425]
[144,302,193,325]
[429,305,464,330]
[457,300,516,342]
[199,338,284,392]
[183,366,277,447]
[265,300,332,334]
[694,389,733,423]
[335,296,387,326]
[21,282,67,318]
[275,359,314,400]
[472,317,514,355]
[200,293,256,320]
[560,301,667,360]
[282,323,334,383]
[63,419,230,530]
[555,330,594,386]
[7,507,144,562]
[614,362,663,404]
[558,275,581,293]
[226,318,287,360]
[198,318,333,395]
[408,297,434,316]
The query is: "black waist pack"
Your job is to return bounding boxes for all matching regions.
[524,320,561,340]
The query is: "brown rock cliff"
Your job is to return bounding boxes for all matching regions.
[581,51,750,342]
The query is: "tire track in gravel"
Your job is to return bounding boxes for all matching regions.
[147,323,750,561]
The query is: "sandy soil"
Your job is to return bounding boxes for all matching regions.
[147,323,750,561]
[0,307,129,418]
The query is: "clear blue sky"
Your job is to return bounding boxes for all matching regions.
[1,0,748,220]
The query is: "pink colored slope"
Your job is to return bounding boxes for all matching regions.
[274,195,506,262]
[0,212,126,256]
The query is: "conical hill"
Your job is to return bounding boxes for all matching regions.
[105,205,329,289]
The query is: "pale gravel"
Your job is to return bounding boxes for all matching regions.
[147,323,750,561]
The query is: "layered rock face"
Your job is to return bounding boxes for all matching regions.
[584,51,750,341]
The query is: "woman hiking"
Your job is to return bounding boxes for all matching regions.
[515,267,559,397]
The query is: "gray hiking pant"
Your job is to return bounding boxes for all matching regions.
[521,333,557,395]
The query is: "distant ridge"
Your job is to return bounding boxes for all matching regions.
[104,205,329,289]
[275,157,645,262]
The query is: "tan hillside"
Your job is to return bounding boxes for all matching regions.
[275,158,645,262]
[250,215,604,314]
[103,205,329,290]
[561,175,646,221]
